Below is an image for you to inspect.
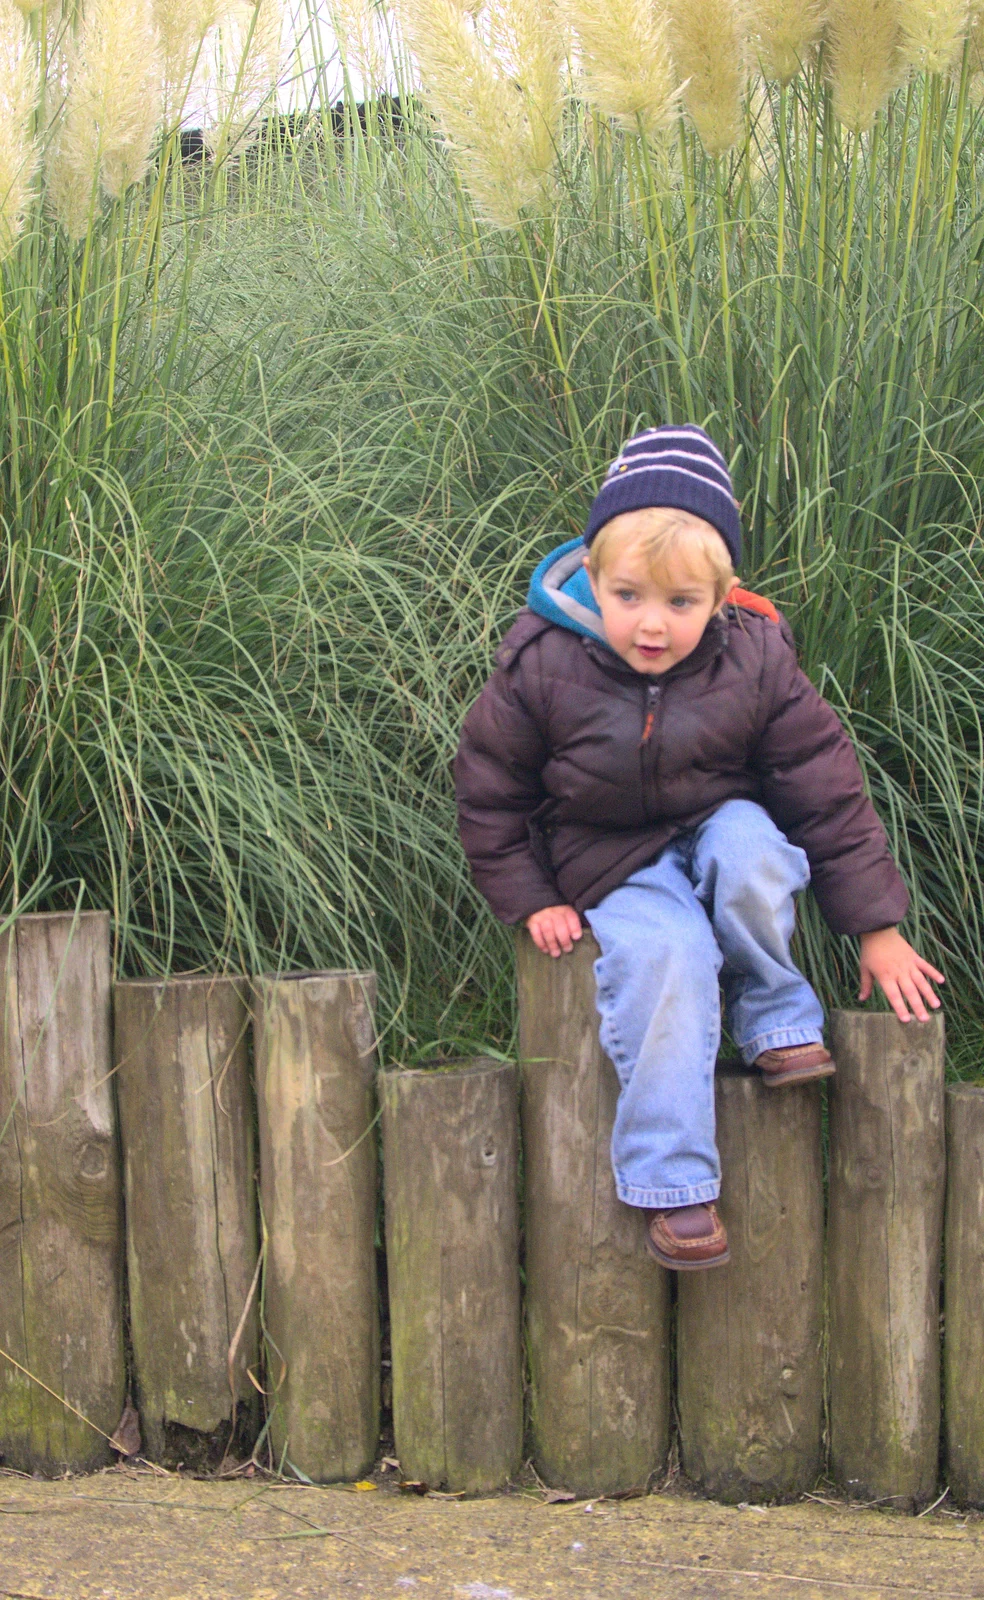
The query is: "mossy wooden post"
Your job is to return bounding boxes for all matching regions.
[254,969,379,1482]
[0,911,124,1473]
[382,1059,521,1492]
[943,1084,984,1508]
[114,975,258,1460]
[517,929,671,1497]
[677,1065,824,1503]
[828,1010,945,1509]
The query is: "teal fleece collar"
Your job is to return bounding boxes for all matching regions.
[526,537,608,644]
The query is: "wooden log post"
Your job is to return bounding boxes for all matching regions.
[943,1084,984,1508]
[114,975,258,1461]
[382,1060,522,1493]
[254,969,379,1482]
[0,911,125,1474]
[676,1065,824,1503]
[828,1010,946,1509]
[517,930,671,1497]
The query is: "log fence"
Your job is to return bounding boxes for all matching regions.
[381,1059,522,1493]
[0,914,980,1509]
[676,1064,825,1503]
[114,974,258,1461]
[517,933,671,1497]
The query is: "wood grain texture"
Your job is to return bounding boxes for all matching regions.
[254,969,379,1482]
[114,976,258,1458]
[943,1084,984,1508]
[382,1060,522,1492]
[0,911,124,1474]
[677,1066,824,1503]
[517,930,671,1497]
[828,1010,945,1509]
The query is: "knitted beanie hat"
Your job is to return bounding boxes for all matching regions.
[584,424,742,570]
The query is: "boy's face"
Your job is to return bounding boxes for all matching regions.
[584,537,724,676]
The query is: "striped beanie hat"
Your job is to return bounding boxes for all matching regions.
[584,424,742,569]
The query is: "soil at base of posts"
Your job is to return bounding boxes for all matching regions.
[1,1460,981,1600]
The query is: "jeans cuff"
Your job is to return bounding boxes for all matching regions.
[738,1026,824,1066]
[616,1177,721,1208]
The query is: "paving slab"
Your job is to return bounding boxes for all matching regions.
[1,1470,982,1600]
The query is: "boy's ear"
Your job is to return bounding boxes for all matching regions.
[582,552,600,600]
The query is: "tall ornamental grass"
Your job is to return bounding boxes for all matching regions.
[0,0,983,1073]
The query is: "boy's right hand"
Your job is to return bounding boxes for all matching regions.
[526,904,583,958]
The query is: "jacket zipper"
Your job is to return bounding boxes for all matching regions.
[641,682,662,745]
[640,681,663,817]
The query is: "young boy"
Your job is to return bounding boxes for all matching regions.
[454,424,943,1270]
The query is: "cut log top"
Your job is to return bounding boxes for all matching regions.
[381,1057,506,1087]
[947,1083,984,1104]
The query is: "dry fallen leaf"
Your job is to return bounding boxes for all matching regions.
[353,1480,377,1491]
[398,1480,429,1495]
[543,1489,576,1504]
[109,1400,141,1458]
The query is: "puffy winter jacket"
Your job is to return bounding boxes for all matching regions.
[454,542,909,935]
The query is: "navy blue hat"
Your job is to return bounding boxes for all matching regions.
[584,424,742,570]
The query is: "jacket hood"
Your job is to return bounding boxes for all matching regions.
[527,537,607,644]
[524,534,732,678]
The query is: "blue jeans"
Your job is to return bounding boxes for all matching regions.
[584,800,824,1209]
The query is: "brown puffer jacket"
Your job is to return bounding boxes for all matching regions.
[454,604,910,935]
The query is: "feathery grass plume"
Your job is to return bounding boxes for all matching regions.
[10,0,43,13]
[206,0,284,151]
[45,45,101,236]
[48,0,162,214]
[747,0,824,81]
[897,0,968,69]
[488,0,566,177]
[825,0,906,129]
[663,0,749,154]
[0,0,39,258]
[563,0,676,138]
[967,0,984,92]
[329,0,386,90]
[154,0,228,114]
[397,0,555,227]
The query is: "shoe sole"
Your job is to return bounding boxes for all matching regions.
[761,1062,836,1088]
[645,1238,731,1271]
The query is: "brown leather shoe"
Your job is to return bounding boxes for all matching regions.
[644,1202,730,1270]
[755,1043,835,1087]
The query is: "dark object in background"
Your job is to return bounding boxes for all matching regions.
[179,128,208,164]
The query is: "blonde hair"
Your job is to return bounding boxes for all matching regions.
[588,508,735,602]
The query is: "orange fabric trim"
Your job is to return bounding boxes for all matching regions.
[727,585,780,624]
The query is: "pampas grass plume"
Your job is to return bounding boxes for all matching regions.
[0,0,38,258]
[663,0,748,154]
[825,0,906,129]
[203,0,284,155]
[489,0,566,175]
[897,0,969,71]
[154,0,230,110]
[400,0,562,227]
[48,0,162,226]
[748,0,824,81]
[564,0,676,138]
[330,0,386,91]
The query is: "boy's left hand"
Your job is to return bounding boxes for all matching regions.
[858,928,944,1024]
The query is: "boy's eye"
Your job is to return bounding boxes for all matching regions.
[616,589,638,603]
[670,595,695,608]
